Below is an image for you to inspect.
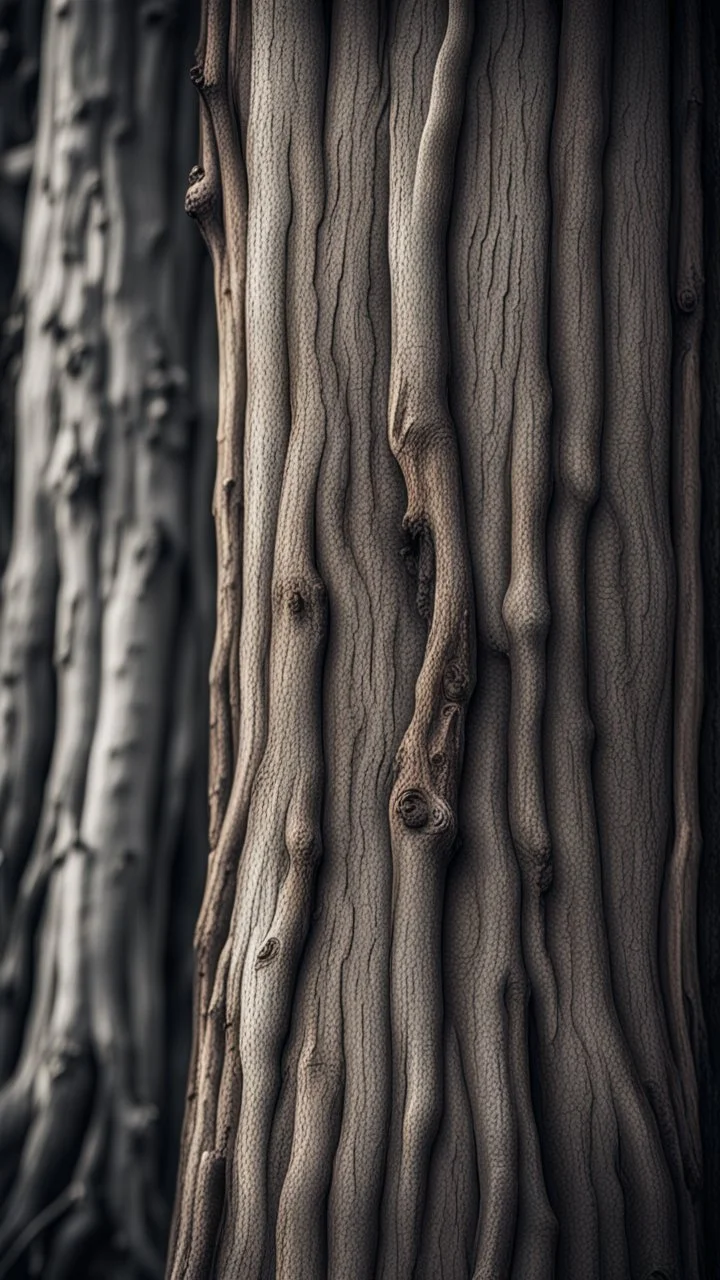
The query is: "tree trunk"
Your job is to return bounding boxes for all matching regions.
[170,0,712,1277]
[0,2,212,1276]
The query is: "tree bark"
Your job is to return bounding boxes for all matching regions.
[0,2,212,1276]
[171,0,711,1277]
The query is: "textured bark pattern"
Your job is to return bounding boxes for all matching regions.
[0,2,212,1276]
[171,0,708,1276]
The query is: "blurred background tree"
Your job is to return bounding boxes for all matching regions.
[0,2,215,1275]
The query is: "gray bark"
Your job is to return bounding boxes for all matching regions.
[0,2,212,1276]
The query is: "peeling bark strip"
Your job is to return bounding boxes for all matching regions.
[186,0,246,852]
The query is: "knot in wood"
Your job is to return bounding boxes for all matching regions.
[396,788,430,829]
[65,336,88,378]
[186,174,215,222]
[677,285,698,313]
[429,798,454,833]
[288,589,305,616]
[256,936,279,969]
[189,63,205,87]
[442,659,468,704]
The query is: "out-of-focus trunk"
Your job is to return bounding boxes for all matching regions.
[0,2,213,1276]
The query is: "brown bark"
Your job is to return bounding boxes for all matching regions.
[150,0,711,1275]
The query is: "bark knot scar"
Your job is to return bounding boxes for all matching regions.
[255,937,280,969]
[185,167,216,223]
[396,788,430,828]
[275,576,327,624]
[442,659,469,703]
[677,284,699,313]
[190,63,205,87]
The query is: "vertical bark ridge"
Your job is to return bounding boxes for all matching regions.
[74,7,193,1272]
[0,0,63,998]
[0,33,106,1079]
[661,0,704,1198]
[0,0,107,1261]
[540,3,684,1278]
[498,0,558,1046]
[446,6,558,1273]
[445,664,557,1280]
[272,5,385,1274]
[170,0,248,1256]
[381,2,476,1274]
[189,0,246,851]
[417,1020,478,1280]
[268,6,423,1276]
[182,5,329,1277]
[586,0,702,1261]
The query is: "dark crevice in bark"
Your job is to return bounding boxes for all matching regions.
[698,0,720,1275]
